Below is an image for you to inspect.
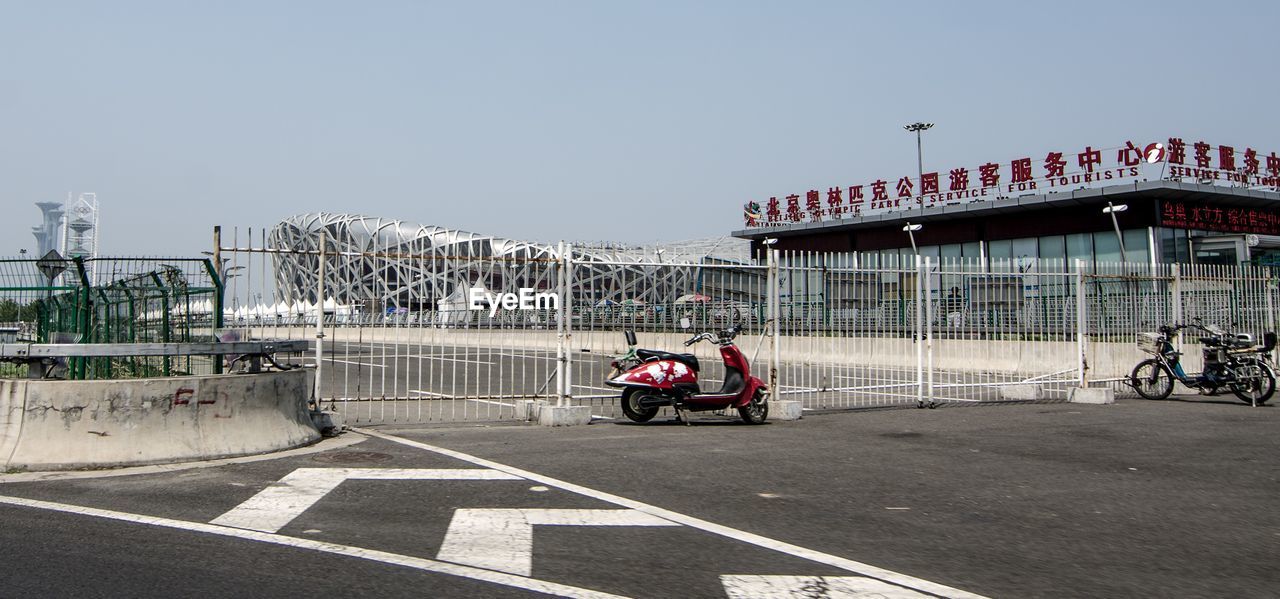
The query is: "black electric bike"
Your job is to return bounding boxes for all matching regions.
[1130,321,1277,405]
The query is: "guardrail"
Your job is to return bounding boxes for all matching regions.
[0,340,308,379]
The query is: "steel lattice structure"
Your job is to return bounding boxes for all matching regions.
[267,213,753,309]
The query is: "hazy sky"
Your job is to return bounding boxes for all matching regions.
[3,1,1277,257]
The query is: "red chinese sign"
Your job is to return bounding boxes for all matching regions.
[1161,201,1280,236]
[745,137,1280,227]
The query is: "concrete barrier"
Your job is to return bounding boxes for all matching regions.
[0,369,319,471]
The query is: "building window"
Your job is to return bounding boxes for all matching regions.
[1039,235,1066,268]
[1065,233,1092,266]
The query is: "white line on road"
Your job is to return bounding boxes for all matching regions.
[463,398,518,408]
[210,468,520,533]
[491,352,559,359]
[325,359,386,368]
[360,428,987,599]
[0,494,626,599]
[721,574,932,598]
[417,356,495,365]
[437,508,678,576]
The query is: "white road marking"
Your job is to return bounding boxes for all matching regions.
[0,494,626,599]
[326,358,386,368]
[462,398,519,408]
[361,429,987,599]
[492,352,559,359]
[437,508,677,576]
[408,389,450,398]
[210,468,520,533]
[420,356,494,365]
[721,575,933,598]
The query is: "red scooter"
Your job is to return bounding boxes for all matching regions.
[604,324,769,424]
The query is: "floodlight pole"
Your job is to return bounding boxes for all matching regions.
[904,122,934,212]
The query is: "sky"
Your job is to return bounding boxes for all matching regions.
[2,0,1277,257]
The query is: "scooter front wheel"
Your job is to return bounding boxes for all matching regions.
[620,389,659,423]
[738,389,768,424]
[1131,359,1174,400]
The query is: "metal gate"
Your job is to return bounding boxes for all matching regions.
[215,225,1280,423]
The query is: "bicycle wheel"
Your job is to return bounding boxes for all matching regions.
[1131,359,1174,400]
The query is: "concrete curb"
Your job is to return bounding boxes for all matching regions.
[538,405,592,426]
[1068,387,1115,405]
[770,400,804,421]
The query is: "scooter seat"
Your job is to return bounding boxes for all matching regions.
[636,349,700,372]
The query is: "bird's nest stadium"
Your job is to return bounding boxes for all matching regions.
[264,213,762,322]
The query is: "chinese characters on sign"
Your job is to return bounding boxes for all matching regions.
[1161,200,1280,236]
[745,138,1280,227]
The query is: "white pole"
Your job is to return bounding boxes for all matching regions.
[770,249,780,398]
[924,255,934,405]
[314,231,326,405]
[1075,258,1087,388]
[916,253,925,405]
[562,243,574,407]
[1171,263,1183,355]
[555,241,566,407]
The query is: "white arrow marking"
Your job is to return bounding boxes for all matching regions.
[436,508,678,576]
[364,429,988,599]
[211,468,520,533]
[0,494,628,599]
[721,575,934,598]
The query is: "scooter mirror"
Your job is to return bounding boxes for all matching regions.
[624,329,637,346]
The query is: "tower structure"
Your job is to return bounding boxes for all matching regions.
[60,193,100,284]
[32,202,64,256]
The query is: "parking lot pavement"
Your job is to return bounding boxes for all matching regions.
[0,397,1277,598]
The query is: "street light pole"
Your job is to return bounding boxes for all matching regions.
[903,223,922,256]
[1102,202,1129,263]
[904,122,934,212]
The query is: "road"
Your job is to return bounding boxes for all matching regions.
[1,396,1276,597]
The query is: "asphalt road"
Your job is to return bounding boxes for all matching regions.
[1,396,1276,598]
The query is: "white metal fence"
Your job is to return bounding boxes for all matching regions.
[215,228,1280,423]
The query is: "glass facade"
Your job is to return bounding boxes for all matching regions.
[842,227,1272,270]
[892,228,1155,271]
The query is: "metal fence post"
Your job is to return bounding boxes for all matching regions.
[562,243,574,408]
[314,230,326,405]
[768,249,779,399]
[915,253,924,406]
[924,255,934,405]
[555,241,567,407]
[1266,271,1277,363]
[1170,263,1183,322]
[1075,258,1087,388]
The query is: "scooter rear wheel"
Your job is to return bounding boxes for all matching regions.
[738,389,768,424]
[620,389,659,423]
[1230,363,1275,405]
